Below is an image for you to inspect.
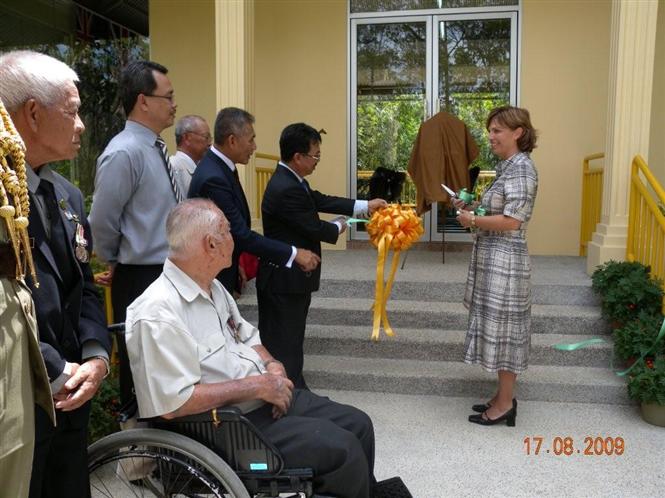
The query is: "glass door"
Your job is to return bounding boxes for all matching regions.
[349,11,518,242]
[430,12,517,241]
[350,17,432,239]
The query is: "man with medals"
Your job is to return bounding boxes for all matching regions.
[0,50,111,498]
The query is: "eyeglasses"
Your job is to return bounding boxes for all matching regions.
[189,131,212,143]
[303,153,321,163]
[145,93,176,103]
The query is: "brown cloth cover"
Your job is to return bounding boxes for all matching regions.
[407,111,479,214]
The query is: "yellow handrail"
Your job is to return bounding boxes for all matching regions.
[579,153,605,256]
[254,153,279,217]
[626,155,665,312]
[93,272,117,366]
[93,273,114,325]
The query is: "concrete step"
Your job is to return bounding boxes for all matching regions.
[237,296,610,336]
[242,279,600,306]
[303,324,613,367]
[304,355,631,405]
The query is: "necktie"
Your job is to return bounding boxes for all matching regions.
[301,179,312,197]
[231,167,250,220]
[36,179,75,290]
[156,137,183,202]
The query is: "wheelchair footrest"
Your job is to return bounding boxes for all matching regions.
[238,467,313,497]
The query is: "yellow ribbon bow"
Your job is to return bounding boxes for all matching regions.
[366,204,424,341]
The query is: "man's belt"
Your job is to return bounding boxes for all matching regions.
[0,243,18,279]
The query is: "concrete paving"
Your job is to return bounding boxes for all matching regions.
[321,389,665,498]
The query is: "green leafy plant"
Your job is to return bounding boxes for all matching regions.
[591,260,663,324]
[591,260,651,296]
[627,358,665,405]
[613,310,665,361]
[602,273,663,324]
[89,365,121,443]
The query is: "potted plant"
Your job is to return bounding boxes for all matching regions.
[613,310,665,363]
[89,365,121,442]
[591,260,663,326]
[591,260,650,296]
[627,358,665,427]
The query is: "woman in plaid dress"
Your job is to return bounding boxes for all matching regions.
[454,106,538,426]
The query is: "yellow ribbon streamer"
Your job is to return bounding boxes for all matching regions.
[367,204,424,340]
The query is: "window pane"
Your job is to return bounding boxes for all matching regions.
[356,22,427,212]
[439,18,511,171]
[351,0,518,14]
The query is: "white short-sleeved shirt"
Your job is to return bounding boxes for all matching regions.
[125,259,266,418]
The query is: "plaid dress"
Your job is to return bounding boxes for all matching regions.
[463,152,538,374]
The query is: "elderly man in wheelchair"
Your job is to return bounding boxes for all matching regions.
[88,198,411,498]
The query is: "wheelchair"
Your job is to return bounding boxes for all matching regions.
[88,325,412,498]
[88,324,314,498]
[88,404,315,497]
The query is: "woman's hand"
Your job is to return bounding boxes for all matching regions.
[456,210,475,228]
[451,198,466,211]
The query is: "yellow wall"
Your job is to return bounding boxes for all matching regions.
[151,0,620,255]
[149,0,217,152]
[649,3,665,186]
[254,0,348,248]
[253,0,613,254]
[521,0,611,255]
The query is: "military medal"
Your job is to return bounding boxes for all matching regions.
[59,200,88,263]
[74,222,89,263]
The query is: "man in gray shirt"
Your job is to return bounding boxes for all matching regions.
[171,114,211,195]
[89,59,179,404]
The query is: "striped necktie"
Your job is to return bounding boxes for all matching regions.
[155,137,183,202]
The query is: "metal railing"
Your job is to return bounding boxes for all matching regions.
[626,155,665,311]
[253,156,498,220]
[579,153,605,256]
[254,152,279,218]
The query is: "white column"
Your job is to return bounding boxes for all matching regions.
[587,0,659,274]
[215,0,257,217]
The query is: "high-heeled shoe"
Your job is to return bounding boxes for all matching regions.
[471,398,517,413]
[468,399,517,426]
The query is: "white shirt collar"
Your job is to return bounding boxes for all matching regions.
[162,258,226,304]
[278,161,304,183]
[210,146,236,172]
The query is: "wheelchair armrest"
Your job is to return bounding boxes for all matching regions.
[107,323,125,336]
[151,405,285,475]
[214,406,243,422]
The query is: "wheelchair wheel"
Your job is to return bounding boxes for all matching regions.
[88,428,250,498]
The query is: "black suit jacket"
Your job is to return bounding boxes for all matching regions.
[26,170,111,425]
[257,164,354,294]
[188,149,292,292]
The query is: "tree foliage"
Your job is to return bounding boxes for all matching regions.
[36,37,148,204]
[355,15,512,185]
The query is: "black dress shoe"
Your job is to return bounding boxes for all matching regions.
[468,399,517,426]
[373,476,413,498]
[471,398,517,413]
[471,402,491,413]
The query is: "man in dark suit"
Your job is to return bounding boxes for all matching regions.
[0,50,111,498]
[188,107,319,295]
[257,123,387,389]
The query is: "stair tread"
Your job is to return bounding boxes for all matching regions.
[304,324,612,348]
[239,295,603,317]
[304,354,625,387]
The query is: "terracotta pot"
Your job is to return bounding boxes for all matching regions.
[640,403,665,427]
